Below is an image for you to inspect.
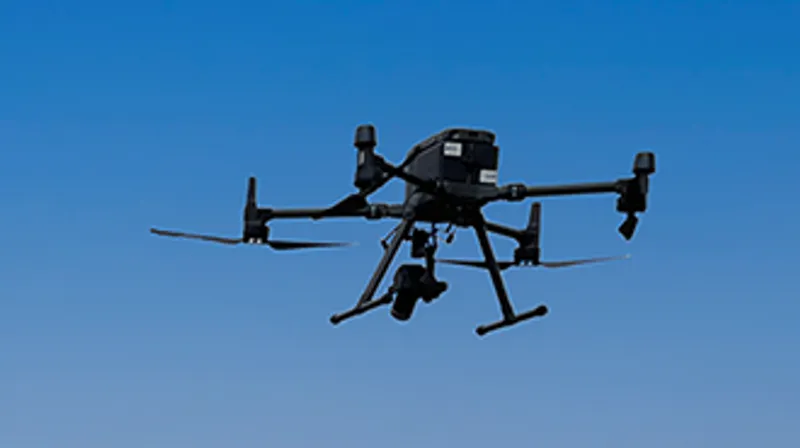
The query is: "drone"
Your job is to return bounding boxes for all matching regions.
[151,125,655,336]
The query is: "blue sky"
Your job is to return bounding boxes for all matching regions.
[2,1,798,447]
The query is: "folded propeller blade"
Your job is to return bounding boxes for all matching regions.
[149,228,352,251]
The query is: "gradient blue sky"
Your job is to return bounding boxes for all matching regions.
[2,1,799,447]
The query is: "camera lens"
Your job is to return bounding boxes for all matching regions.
[618,214,638,240]
[390,291,418,321]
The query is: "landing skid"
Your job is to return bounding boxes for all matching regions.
[475,305,549,336]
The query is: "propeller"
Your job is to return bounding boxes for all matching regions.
[149,176,353,251]
[438,202,631,270]
[149,227,353,250]
[437,254,631,270]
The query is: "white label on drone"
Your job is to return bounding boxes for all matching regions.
[357,150,365,166]
[443,142,462,157]
[479,169,498,184]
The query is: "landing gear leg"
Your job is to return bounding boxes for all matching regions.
[330,218,414,325]
[471,213,548,336]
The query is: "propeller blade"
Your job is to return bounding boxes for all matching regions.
[538,254,631,268]
[151,228,353,250]
[436,259,517,270]
[266,240,355,250]
[150,228,242,245]
[438,254,630,270]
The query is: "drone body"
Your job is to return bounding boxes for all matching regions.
[151,124,655,336]
[397,128,500,224]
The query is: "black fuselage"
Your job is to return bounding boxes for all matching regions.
[402,128,500,224]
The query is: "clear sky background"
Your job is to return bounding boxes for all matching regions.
[2,1,799,447]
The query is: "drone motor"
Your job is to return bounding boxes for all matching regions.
[634,151,656,175]
[354,124,384,191]
[615,151,655,239]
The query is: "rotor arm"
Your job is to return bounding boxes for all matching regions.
[149,173,403,250]
[484,221,525,241]
[489,178,645,241]
[243,175,402,223]
[493,179,624,202]
[492,151,654,201]
[490,151,656,240]
[256,202,404,222]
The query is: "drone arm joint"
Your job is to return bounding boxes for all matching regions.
[375,156,440,193]
[352,149,422,198]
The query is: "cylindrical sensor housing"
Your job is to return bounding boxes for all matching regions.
[390,291,419,321]
[633,152,655,175]
[354,124,377,151]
